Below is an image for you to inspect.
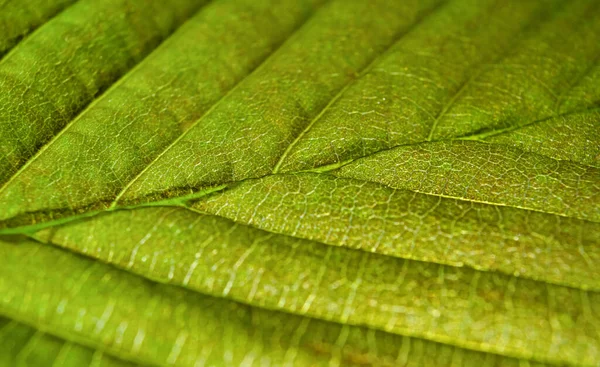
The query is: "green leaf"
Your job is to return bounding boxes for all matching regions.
[0,0,599,366]
[334,140,599,221]
[0,0,77,56]
[0,0,210,184]
[0,315,139,367]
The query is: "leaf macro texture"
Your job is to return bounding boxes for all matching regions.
[0,0,599,366]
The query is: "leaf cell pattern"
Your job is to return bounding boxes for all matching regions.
[0,0,599,366]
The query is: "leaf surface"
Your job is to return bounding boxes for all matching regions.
[0,0,599,365]
[0,0,210,184]
[0,316,139,367]
[0,0,77,56]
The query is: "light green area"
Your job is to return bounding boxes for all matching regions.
[334,140,600,221]
[0,317,139,367]
[194,173,600,291]
[0,238,559,366]
[480,109,600,167]
[0,0,599,365]
[34,207,600,365]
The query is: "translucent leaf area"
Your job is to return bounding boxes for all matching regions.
[0,0,599,366]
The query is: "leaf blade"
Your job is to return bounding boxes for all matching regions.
[0,236,573,366]
[33,206,600,365]
[0,0,324,226]
[0,0,77,57]
[334,140,600,221]
[0,0,599,365]
[0,0,209,184]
